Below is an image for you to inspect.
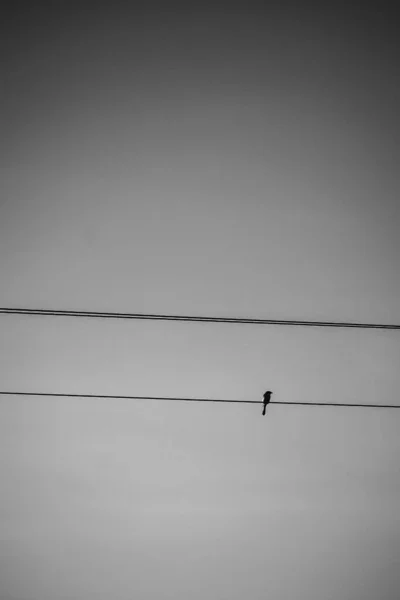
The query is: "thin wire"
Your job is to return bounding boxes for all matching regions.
[0,307,399,329]
[0,391,399,408]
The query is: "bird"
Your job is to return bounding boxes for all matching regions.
[262,391,272,415]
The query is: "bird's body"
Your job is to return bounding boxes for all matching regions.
[262,391,272,415]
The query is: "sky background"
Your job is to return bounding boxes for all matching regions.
[1,4,399,600]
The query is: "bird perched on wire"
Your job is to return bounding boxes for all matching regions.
[262,391,272,415]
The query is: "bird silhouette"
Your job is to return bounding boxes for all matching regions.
[262,391,272,415]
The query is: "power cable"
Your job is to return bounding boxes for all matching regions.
[0,391,399,408]
[1,307,399,329]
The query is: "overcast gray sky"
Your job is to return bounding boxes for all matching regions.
[1,4,399,600]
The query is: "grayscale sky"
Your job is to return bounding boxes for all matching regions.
[1,4,399,600]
